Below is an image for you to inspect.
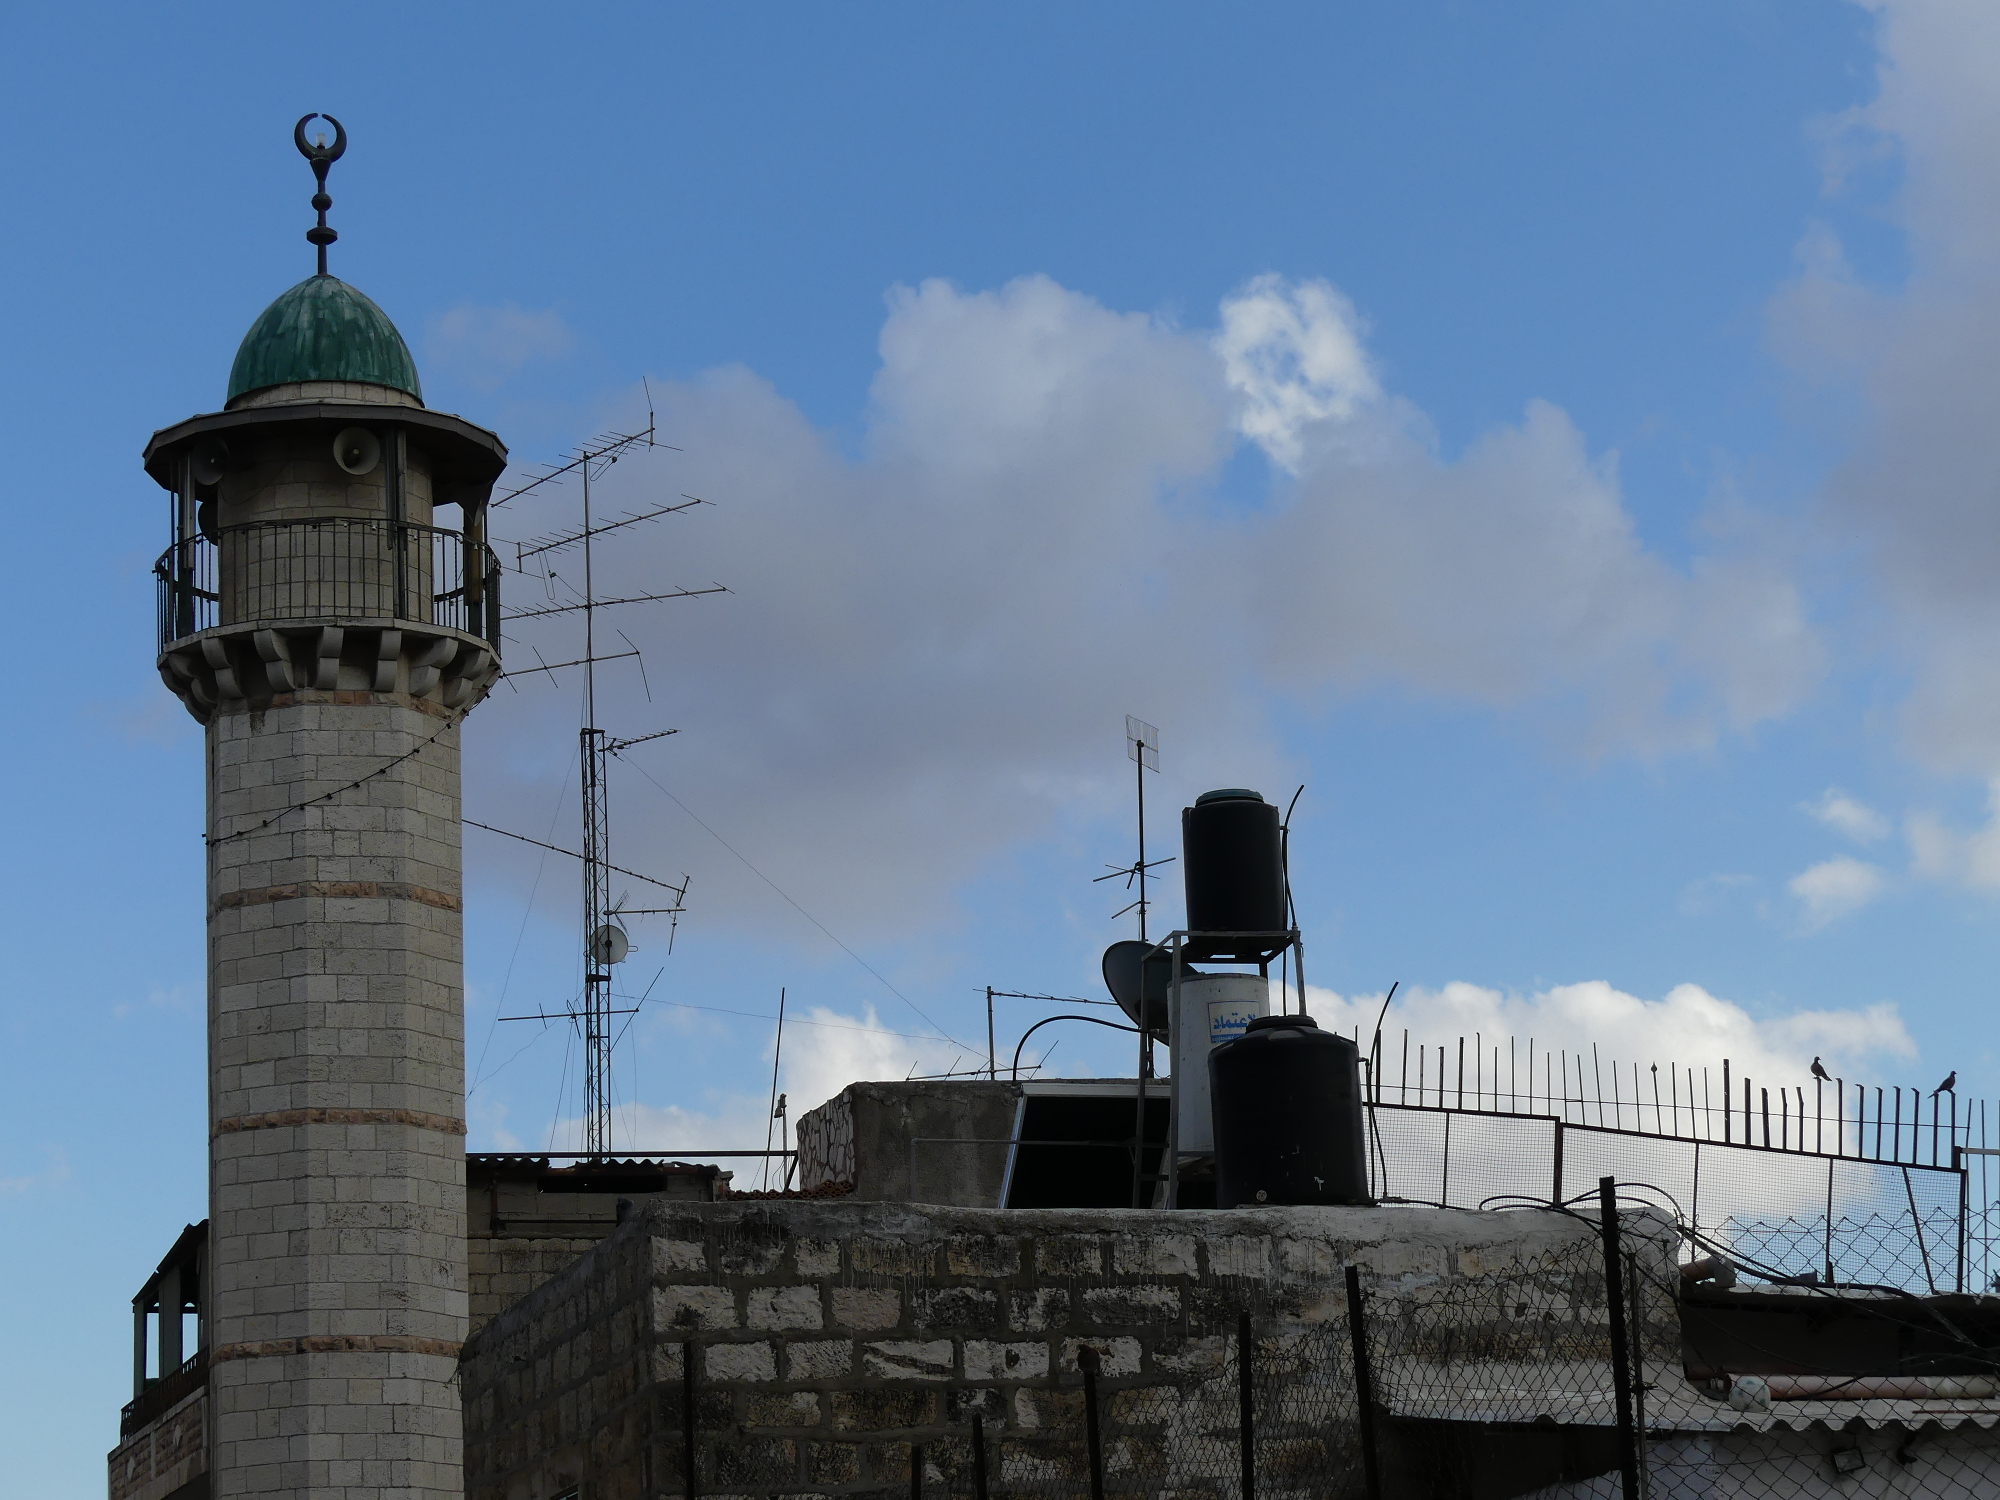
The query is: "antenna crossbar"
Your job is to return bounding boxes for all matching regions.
[608,728,679,753]
[499,1008,640,1023]
[513,497,707,565]
[494,421,659,508]
[507,583,726,622]
[500,649,639,681]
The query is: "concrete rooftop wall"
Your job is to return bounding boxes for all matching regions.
[460,1197,1608,1500]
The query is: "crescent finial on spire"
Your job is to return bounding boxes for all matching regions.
[294,113,347,276]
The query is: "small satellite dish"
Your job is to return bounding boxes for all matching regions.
[588,924,630,965]
[1101,940,1186,1036]
[191,439,231,488]
[332,426,382,476]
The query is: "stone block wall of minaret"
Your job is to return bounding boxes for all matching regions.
[145,371,506,1499]
[205,691,467,1499]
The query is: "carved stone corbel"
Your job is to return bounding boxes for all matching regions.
[159,621,500,723]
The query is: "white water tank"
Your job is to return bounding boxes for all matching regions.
[1173,973,1270,1154]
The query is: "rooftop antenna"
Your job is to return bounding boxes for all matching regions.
[292,112,346,277]
[762,988,787,1189]
[1093,715,1172,1078]
[492,394,727,1158]
[1094,716,1171,943]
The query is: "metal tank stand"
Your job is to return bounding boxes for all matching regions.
[1129,927,1303,1209]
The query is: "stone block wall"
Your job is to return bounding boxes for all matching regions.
[469,1236,600,1338]
[108,1386,206,1500]
[461,1197,1608,1500]
[796,1081,1022,1206]
[206,694,468,1500]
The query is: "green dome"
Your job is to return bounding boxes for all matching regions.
[226,274,422,403]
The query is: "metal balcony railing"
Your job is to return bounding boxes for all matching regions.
[156,517,500,651]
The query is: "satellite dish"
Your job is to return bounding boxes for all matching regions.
[588,925,630,965]
[191,439,231,488]
[1101,940,1187,1036]
[332,426,382,476]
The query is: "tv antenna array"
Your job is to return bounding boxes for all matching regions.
[492,400,726,1157]
[1094,716,1172,942]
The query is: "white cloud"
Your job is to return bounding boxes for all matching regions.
[1679,872,1757,917]
[1215,274,1380,472]
[1770,1,2000,774]
[531,1005,973,1187]
[426,303,575,389]
[1805,787,1890,842]
[0,1147,69,1197]
[780,1006,973,1118]
[466,1093,525,1154]
[467,271,1823,941]
[1907,778,2000,888]
[1788,855,1888,930]
[1301,979,1919,1221]
[112,983,199,1021]
[1250,398,1820,756]
[1302,977,1916,1102]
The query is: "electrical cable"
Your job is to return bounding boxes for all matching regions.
[1010,1014,1139,1081]
[464,818,687,897]
[206,712,458,846]
[620,993,974,1046]
[468,760,575,1097]
[616,754,978,1052]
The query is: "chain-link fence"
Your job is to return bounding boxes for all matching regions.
[1355,1183,2000,1498]
[1360,1027,2000,1290]
[1365,1103,1971,1294]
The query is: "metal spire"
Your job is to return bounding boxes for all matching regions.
[293,112,347,276]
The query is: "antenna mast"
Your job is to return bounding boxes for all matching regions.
[494,406,726,1157]
[1093,716,1169,1077]
[1128,715,1159,941]
[1095,717,1168,938]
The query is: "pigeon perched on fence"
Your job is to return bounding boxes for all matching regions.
[1934,1071,1958,1096]
[1811,1057,1832,1082]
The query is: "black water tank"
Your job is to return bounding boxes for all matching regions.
[1181,788,1286,935]
[1209,1014,1369,1208]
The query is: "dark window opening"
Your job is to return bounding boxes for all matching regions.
[1003,1094,1168,1208]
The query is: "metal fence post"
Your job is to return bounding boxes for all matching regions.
[1626,1249,1650,1499]
[1078,1343,1106,1500]
[681,1337,698,1500]
[1597,1177,1640,1500]
[910,1442,923,1500]
[970,1412,989,1500]
[1343,1266,1383,1500]
[1960,1145,1970,1294]
[1238,1311,1256,1500]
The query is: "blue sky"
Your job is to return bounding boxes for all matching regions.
[11,1,2000,1486]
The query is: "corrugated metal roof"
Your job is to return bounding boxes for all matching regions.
[1383,1358,2000,1433]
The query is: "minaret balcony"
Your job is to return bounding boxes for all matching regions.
[153,517,503,721]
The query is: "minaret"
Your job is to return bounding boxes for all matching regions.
[143,117,503,1500]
